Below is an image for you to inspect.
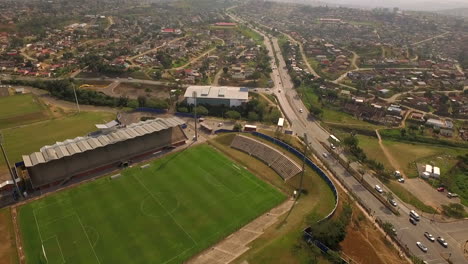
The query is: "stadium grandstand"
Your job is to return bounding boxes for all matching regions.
[20,117,187,189]
[230,135,301,180]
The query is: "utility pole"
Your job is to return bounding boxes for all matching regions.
[192,91,198,141]
[298,133,308,199]
[0,132,22,198]
[72,83,81,113]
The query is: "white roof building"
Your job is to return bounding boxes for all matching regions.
[425,164,433,174]
[184,86,249,107]
[433,166,440,178]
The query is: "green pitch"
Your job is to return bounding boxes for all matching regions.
[19,145,285,264]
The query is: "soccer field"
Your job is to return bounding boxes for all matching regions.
[18,145,286,264]
[0,94,47,129]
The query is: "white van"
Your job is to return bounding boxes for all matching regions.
[410,210,420,221]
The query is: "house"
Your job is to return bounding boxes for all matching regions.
[184,86,249,107]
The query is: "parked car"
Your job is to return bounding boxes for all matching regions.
[389,199,397,207]
[424,232,435,242]
[410,217,417,225]
[375,185,383,193]
[398,178,405,183]
[416,242,428,252]
[330,143,336,150]
[436,237,448,247]
[299,108,303,113]
[322,152,329,158]
[447,192,458,198]
[437,187,445,192]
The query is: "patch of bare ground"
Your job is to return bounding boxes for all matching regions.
[0,208,18,264]
[340,207,403,264]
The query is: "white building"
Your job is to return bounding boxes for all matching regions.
[425,164,433,174]
[433,166,440,178]
[184,86,249,107]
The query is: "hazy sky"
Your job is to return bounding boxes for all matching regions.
[319,0,468,11]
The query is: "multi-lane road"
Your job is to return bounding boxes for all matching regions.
[229,13,468,264]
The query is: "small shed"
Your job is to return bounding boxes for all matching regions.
[433,167,440,178]
[424,164,433,174]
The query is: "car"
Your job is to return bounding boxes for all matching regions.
[217,122,223,127]
[398,178,405,183]
[391,228,397,236]
[436,237,448,247]
[330,143,336,150]
[424,232,435,242]
[322,152,329,158]
[389,199,397,207]
[410,217,417,225]
[278,89,281,92]
[416,242,428,252]
[299,108,303,113]
[437,187,445,192]
[375,185,383,193]
[447,192,459,198]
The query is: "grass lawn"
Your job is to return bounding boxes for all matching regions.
[18,145,285,264]
[239,26,264,46]
[382,140,467,178]
[386,182,436,213]
[1,112,115,168]
[0,94,49,129]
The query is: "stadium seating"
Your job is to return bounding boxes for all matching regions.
[230,135,301,180]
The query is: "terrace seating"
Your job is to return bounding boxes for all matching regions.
[230,135,301,180]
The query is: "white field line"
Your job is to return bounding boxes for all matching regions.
[76,213,102,264]
[41,236,66,264]
[132,172,198,246]
[161,246,195,264]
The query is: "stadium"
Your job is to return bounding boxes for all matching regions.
[14,118,337,264]
[19,117,187,190]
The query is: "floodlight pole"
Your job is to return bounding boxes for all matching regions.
[72,83,81,113]
[298,133,308,199]
[192,91,198,141]
[0,132,22,198]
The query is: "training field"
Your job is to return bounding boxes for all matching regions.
[0,94,47,129]
[19,145,285,264]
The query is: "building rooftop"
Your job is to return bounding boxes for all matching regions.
[184,85,249,101]
[22,117,185,167]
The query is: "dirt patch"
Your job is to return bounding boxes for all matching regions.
[113,83,170,99]
[341,208,403,264]
[0,208,18,264]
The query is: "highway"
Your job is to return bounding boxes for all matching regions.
[229,13,468,264]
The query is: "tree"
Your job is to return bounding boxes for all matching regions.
[233,122,242,131]
[343,135,359,149]
[441,203,465,218]
[400,128,407,137]
[222,67,228,74]
[137,96,147,107]
[195,106,209,116]
[382,222,395,237]
[247,111,259,121]
[225,110,241,120]
[153,70,162,80]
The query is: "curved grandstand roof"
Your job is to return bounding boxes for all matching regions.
[22,117,185,167]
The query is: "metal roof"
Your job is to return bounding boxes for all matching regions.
[22,117,185,167]
[184,85,249,100]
